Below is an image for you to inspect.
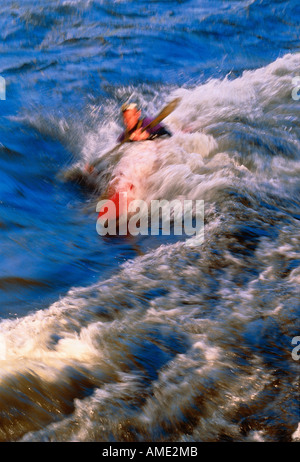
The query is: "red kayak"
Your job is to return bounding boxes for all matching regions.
[97,184,135,229]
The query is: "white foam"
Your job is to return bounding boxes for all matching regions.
[2,53,300,442]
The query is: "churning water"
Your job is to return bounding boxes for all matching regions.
[0,0,299,442]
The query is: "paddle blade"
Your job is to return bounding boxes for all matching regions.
[142,97,181,132]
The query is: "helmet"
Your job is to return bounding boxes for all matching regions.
[121,102,138,112]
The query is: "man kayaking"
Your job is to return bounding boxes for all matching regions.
[94,97,180,233]
[118,102,172,142]
[85,98,178,174]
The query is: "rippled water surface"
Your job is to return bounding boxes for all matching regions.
[0,0,299,442]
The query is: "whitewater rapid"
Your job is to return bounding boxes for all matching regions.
[0,52,299,442]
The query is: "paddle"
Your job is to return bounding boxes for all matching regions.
[89,97,181,170]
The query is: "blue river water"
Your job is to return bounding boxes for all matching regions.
[0,0,299,442]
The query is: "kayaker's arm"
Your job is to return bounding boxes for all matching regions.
[129,127,150,141]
